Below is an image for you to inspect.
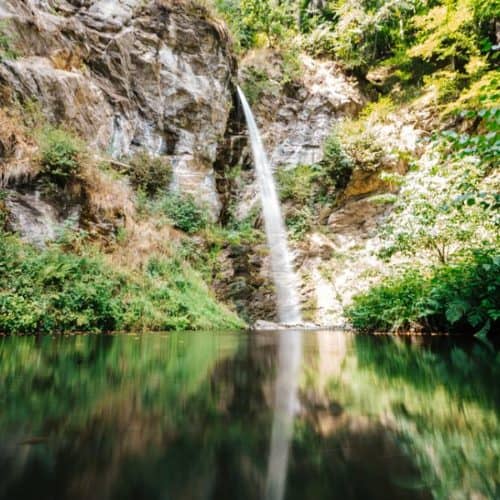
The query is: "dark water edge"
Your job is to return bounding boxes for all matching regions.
[0,330,498,500]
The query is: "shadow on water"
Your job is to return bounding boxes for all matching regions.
[0,331,498,500]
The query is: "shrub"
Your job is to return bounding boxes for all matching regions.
[321,130,354,190]
[286,206,314,240]
[161,192,209,233]
[0,233,123,334]
[0,230,244,334]
[126,150,172,197]
[346,249,500,336]
[39,128,83,183]
[277,164,317,204]
[427,250,500,336]
[346,269,430,333]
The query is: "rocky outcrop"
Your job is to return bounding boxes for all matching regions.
[0,0,236,217]
[242,51,363,169]
[234,50,364,221]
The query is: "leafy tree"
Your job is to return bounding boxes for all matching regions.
[409,0,480,71]
[380,110,499,263]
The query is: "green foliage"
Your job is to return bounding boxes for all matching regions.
[161,192,209,233]
[326,0,419,71]
[321,130,354,189]
[346,248,500,336]
[214,0,297,49]
[277,164,318,203]
[39,128,83,183]
[0,231,244,334]
[0,233,123,334]
[276,128,358,207]
[442,107,500,168]
[276,159,344,237]
[346,268,430,333]
[409,1,479,69]
[424,70,469,103]
[380,112,499,263]
[214,0,499,106]
[286,205,315,239]
[429,250,500,336]
[126,150,172,197]
[0,21,18,61]
[446,70,500,112]
[123,255,244,331]
[280,46,303,86]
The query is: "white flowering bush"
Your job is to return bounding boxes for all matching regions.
[380,111,499,263]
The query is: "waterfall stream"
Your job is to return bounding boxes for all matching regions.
[237,87,303,500]
[237,87,302,325]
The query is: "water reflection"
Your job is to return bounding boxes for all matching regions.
[0,332,498,500]
[266,330,302,500]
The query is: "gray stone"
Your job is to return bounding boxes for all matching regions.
[0,0,236,218]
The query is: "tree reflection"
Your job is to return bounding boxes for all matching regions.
[0,332,497,499]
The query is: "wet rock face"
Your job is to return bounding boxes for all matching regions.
[240,52,364,171]
[214,243,279,323]
[235,51,364,220]
[0,0,235,217]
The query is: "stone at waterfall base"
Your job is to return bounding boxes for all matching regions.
[251,320,320,331]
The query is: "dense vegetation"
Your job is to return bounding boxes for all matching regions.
[0,230,244,334]
[215,0,498,78]
[348,107,499,335]
[346,249,499,335]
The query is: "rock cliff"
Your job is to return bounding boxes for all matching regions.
[1,0,236,222]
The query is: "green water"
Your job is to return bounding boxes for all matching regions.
[0,331,498,499]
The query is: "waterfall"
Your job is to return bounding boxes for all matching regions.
[237,87,302,324]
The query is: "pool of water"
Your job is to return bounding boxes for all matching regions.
[0,331,498,500]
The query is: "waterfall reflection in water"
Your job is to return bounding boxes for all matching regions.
[265,330,303,500]
[236,87,304,497]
